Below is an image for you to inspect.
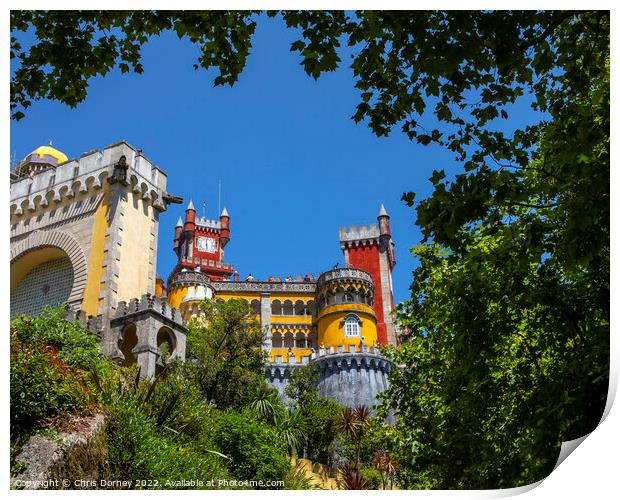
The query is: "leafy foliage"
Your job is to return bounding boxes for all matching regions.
[299,397,342,466]
[380,28,609,485]
[105,382,227,488]
[11,306,111,373]
[285,363,320,409]
[10,11,259,120]
[247,384,284,426]
[211,411,290,486]
[185,298,267,409]
[282,364,342,465]
[10,307,111,439]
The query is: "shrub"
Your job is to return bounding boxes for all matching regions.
[11,306,109,373]
[105,393,227,488]
[360,466,383,489]
[10,307,115,440]
[10,334,92,439]
[212,411,289,487]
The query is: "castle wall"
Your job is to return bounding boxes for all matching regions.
[316,353,391,410]
[115,191,157,302]
[11,141,175,322]
[265,348,394,411]
[81,191,110,315]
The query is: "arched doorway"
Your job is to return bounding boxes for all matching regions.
[10,247,74,318]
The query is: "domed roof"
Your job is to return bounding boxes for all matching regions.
[24,145,68,164]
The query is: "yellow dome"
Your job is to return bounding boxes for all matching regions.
[25,145,68,164]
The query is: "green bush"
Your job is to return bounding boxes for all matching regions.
[106,394,227,488]
[10,307,113,440]
[360,466,383,489]
[212,411,290,487]
[10,334,91,439]
[11,306,109,372]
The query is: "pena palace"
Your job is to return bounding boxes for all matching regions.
[10,141,397,407]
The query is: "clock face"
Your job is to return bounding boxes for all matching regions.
[197,236,217,253]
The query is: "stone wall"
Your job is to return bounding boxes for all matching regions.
[265,346,394,410]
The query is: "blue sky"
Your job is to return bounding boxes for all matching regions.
[10,15,539,304]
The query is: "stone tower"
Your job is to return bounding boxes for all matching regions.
[10,141,186,378]
[339,205,397,345]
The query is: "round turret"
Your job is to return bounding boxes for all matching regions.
[184,200,196,233]
[166,269,214,319]
[14,144,69,177]
[219,207,230,248]
[315,267,377,349]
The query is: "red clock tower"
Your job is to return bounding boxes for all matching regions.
[172,200,233,281]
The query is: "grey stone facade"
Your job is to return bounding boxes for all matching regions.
[266,346,394,410]
[64,293,187,379]
[106,294,187,379]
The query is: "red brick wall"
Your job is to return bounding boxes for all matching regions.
[347,242,388,345]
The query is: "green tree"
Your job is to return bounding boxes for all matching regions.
[185,298,267,410]
[285,363,320,409]
[283,364,342,465]
[379,25,609,486]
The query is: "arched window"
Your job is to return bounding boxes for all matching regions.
[283,331,295,348]
[344,315,361,337]
[283,300,294,315]
[295,332,306,348]
[272,332,283,348]
[294,300,305,315]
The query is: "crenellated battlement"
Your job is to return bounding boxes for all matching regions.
[10,141,171,217]
[270,344,384,366]
[212,280,316,293]
[316,267,374,288]
[64,308,104,338]
[339,223,380,246]
[114,293,184,324]
[195,217,221,230]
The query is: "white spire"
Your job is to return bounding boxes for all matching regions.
[378,204,389,217]
[220,206,229,217]
[186,199,195,211]
[175,216,183,227]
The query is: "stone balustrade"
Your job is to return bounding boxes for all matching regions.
[316,267,374,288]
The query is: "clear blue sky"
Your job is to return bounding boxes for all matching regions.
[10,15,538,304]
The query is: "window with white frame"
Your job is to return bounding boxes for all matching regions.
[344,315,361,337]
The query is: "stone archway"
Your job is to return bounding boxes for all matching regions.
[10,230,88,312]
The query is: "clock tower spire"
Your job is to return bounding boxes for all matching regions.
[172,200,234,281]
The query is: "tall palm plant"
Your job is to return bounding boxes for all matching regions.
[338,405,371,468]
[247,384,282,426]
[337,462,368,490]
[275,408,308,457]
[372,449,397,489]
